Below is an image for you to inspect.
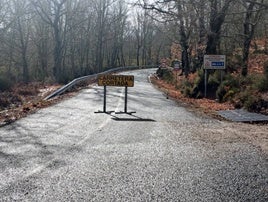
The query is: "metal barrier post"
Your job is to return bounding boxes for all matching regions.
[103,86,107,113]
[124,87,128,113]
[95,85,114,114]
[115,86,135,115]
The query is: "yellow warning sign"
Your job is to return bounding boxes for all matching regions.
[97,75,134,87]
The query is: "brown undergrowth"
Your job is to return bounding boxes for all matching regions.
[0,83,82,126]
[150,73,235,118]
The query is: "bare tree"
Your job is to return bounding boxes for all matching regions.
[191,0,207,69]
[0,0,31,83]
[0,0,14,77]
[241,0,267,76]
[31,0,67,82]
[93,0,111,72]
[205,0,233,54]
[31,14,51,80]
[2,0,267,87]
[13,0,31,82]
[106,0,128,68]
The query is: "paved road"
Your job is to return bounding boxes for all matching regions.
[0,69,267,201]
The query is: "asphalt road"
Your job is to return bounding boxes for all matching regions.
[0,69,267,201]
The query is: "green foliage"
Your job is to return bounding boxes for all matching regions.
[222,73,267,111]
[192,69,205,98]
[226,54,242,73]
[216,74,240,103]
[216,73,266,110]
[216,84,227,103]
[256,60,268,92]
[236,89,261,111]
[180,79,193,97]
[265,60,268,76]
[157,68,174,84]
[256,77,268,92]
[180,69,204,98]
[208,71,221,89]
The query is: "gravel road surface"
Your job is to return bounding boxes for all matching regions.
[0,69,267,201]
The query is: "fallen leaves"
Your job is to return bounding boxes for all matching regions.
[0,83,61,126]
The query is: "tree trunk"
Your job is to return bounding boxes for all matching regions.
[177,2,190,77]
[242,2,259,76]
[53,24,63,82]
[206,0,232,55]
[197,0,206,68]
[17,15,29,83]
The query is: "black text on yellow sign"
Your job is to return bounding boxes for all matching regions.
[98,75,134,87]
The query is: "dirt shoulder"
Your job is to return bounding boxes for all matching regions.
[0,83,78,127]
[150,74,268,156]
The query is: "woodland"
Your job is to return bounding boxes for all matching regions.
[0,0,268,119]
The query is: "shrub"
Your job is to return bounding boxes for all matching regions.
[251,61,268,92]
[191,69,204,98]
[208,71,221,89]
[0,92,22,110]
[216,74,240,103]
[216,84,227,102]
[180,69,204,98]
[226,54,242,73]
[256,77,268,92]
[180,79,193,97]
[238,90,262,111]
[156,67,164,77]
[264,60,268,77]
[0,76,13,92]
[163,70,174,83]
[157,68,174,84]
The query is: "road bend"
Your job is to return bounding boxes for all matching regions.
[0,69,267,201]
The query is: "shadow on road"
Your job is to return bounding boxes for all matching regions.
[109,114,156,122]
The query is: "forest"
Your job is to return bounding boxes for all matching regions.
[0,0,267,83]
[0,0,171,86]
[0,0,268,116]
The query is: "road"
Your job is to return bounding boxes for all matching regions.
[0,69,267,201]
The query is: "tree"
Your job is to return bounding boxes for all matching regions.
[191,0,207,69]
[241,0,267,76]
[205,0,233,54]
[176,1,190,76]
[106,0,128,68]
[31,0,68,83]
[137,0,192,75]
[93,0,111,72]
[0,0,31,83]
[12,0,31,83]
[31,13,51,80]
[2,0,266,87]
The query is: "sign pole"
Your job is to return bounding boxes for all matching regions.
[124,86,128,113]
[176,71,178,86]
[95,85,114,114]
[103,86,107,113]
[221,70,223,84]
[204,69,207,98]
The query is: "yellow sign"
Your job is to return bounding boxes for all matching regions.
[98,75,134,87]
